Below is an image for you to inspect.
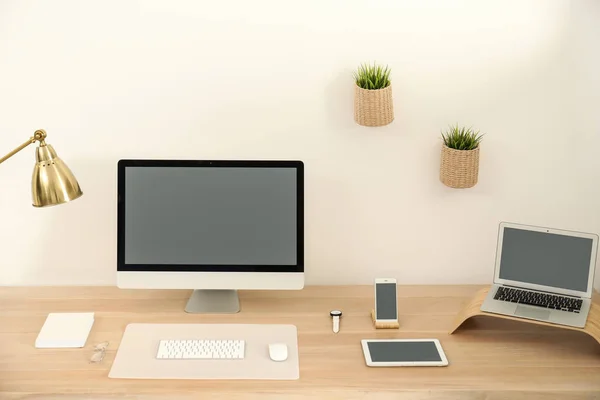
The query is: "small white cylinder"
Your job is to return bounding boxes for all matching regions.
[332,316,340,333]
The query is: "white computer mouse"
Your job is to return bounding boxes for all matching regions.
[268,343,288,362]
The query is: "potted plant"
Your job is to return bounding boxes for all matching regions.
[440,124,483,188]
[353,63,394,127]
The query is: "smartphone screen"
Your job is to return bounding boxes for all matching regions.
[376,282,397,320]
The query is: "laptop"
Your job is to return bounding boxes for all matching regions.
[481,222,598,328]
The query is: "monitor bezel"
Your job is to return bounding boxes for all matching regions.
[117,159,304,274]
[493,221,598,298]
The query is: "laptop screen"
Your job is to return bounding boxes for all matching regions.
[499,227,593,292]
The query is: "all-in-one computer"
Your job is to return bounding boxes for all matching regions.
[117,159,304,313]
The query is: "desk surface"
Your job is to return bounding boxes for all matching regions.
[1,285,599,399]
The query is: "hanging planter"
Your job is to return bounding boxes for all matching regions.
[353,63,394,127]
[439,125,484,188]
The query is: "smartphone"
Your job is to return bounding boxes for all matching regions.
[374,278,398,323]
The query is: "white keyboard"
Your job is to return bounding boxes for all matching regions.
[156,339,245,360]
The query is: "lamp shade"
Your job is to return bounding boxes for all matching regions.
[31,143,83,207]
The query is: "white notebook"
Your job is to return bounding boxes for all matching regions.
[35,312,95,348]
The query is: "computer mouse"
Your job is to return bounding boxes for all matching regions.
[268,343,288,362]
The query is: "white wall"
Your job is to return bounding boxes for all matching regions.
[1,0,598,289]
[567,0,600,291]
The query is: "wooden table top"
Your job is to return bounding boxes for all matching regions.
[1,285,599,399]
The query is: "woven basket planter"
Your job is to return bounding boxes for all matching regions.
[440,145,480,188]
[353,84,394,127]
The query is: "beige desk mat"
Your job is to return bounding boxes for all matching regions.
[109,323,299,380]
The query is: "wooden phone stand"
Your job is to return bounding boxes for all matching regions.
[371,309,399,329]
[449,286,600,346]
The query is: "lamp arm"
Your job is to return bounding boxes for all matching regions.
[0,130,48,166]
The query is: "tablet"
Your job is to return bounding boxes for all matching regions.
[361,339,448,367]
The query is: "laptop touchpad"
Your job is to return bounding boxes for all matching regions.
[514,305,551,320]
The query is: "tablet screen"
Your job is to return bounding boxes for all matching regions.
[367,341,441,362]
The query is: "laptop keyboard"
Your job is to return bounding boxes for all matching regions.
[494,286,583,313]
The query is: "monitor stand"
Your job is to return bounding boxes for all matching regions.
[184,289,240,314]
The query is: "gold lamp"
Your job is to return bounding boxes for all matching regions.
[0,129,83,207]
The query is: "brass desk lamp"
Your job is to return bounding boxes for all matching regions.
[0,129,83,207]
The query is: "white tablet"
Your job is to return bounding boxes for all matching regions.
[361,339,448,367]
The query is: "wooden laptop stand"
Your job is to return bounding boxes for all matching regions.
[449,286,600,346]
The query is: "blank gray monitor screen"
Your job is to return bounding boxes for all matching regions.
[124,166,297,266]
[367,341,442,362]
[498,227,593,292]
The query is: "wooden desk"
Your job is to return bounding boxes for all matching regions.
[1,285,599,399]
